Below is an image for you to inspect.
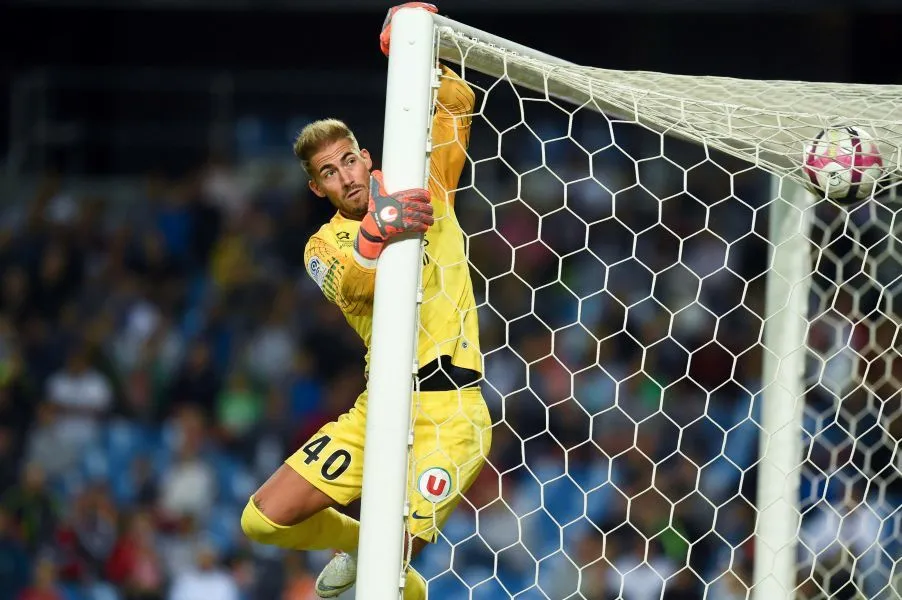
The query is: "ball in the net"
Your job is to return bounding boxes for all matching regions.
[802,126,884,205]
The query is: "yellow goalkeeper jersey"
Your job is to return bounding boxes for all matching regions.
[304,65,482,377]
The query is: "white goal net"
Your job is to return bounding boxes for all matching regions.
[398,15,902,600]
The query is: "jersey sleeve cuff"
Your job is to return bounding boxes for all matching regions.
[353,249,378,270]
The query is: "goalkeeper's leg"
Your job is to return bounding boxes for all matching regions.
[241,397,368,554]
[242,387,490,599]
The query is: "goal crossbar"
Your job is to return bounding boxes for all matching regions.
[433,14,902,189]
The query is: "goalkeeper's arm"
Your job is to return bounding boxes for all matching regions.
[435,64,476,119]
[305,236,376,316]
[429,65,475,203]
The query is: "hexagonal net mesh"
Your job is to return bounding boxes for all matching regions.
[404,22,902,600]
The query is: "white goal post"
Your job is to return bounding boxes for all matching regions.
[356,8,437,600]
[357,8,902,600]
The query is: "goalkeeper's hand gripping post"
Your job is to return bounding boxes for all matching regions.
[354,170,433,263]
[380,2,438,56]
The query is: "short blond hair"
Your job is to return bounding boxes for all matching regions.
[293,118,360,177]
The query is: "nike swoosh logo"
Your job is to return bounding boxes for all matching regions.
[411,511,434,520]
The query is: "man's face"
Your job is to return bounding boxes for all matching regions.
[308,138,372,219]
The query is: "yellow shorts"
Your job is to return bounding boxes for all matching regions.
[285,386,492,542]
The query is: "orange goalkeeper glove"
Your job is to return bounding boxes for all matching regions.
[354,170,433,262]
[380,2,438,57]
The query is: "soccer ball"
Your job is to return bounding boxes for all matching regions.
[802,126,884,205]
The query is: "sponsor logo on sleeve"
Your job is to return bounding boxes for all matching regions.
[307,256,326,288]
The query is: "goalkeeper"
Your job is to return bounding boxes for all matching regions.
[240,3,491,599]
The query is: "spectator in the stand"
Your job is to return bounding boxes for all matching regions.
[798,482,885,598]
[114,290,165,375]
[216,370,263,454]
[248,387,298,481]
[126,232,184,313]
[244,286,296,384]
[0,507,30,600]
[45,344,113,453]
[120,313,185,422]
[210,219,255,294]
[60,484,120,580]
[606,532,676,600]
[245,206,282,277]
[663,569,705,600]
[106,511,166,600]
[125,457,159,510]
[167,543,239,600]
[1,266,33,325]
[19,317,60,388]
[280,553,316,600]
[16,557,65,600]
[0,335,36,460]
[158,407,215,523]
[70,196,107,265]
[2,463,58,553]
[202,154,249,224]
[155,180,193,262]
[196,300,234,376]
[156,516,206,582]
[165,340,220,420]
[545,532,609,599]
[188,178,223,270]
[225,552,256,600]
[707,568,751,600]
[33,241,82,323]
[23,403,78,483]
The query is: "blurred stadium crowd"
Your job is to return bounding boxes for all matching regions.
[1,99,900,600]
[0,158,380,599]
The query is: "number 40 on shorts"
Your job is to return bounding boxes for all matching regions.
[301,435,352,481]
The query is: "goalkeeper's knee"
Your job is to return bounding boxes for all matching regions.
[241,497,287,546]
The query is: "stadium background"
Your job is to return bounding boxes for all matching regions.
[1,2,901,599]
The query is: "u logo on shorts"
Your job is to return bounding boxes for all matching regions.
[417,467,453,503]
